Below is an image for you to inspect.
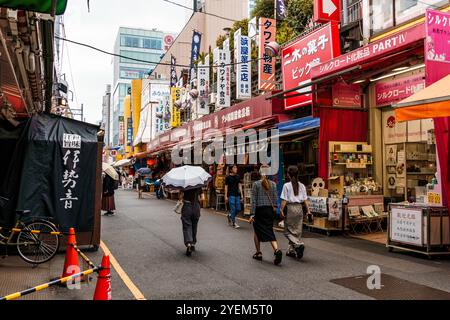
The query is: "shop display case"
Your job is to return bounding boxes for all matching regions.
[387,204,450,257]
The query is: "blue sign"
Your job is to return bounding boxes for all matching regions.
[276,0,287,20]
[170,55,177,87]
[189,30,202,84]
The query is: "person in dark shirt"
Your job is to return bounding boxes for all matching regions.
[224,165,243,229]
[180,187,201,256]
[102,173,116,216]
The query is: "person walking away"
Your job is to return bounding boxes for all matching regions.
[224,165,243,229]
[279,166,311,259]
[180,188,201,256]
[102,173,117,216]
[249,165,282,265]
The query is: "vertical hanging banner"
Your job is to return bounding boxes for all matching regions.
[258,17,277,91]
[198,55,210,115]
[189,30,202,85]
[425,9,450,86]
[276,0,287,21]
[170,55,177,87]
[216,49,231,108]
[118,116,124,146]
[234,28,252,100]
[170,87,182,128]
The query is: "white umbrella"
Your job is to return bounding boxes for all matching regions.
[162,165,211,190]
[112,159,132,168]
[102,162,119,181]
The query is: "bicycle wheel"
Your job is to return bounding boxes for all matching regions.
[17,220,60,264]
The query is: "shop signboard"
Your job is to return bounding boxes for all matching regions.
[312,23,425,79]
[170,87,182,128]
[216,49,231,108]
[282,23,340,110]
[308,196,328,214]
[375,73,425,106]
[197,55,210,115]
[126,117,133,146]
[390,207,423,246]
[118,116,124,146]
[425,9,450,85]
[258,18,277,91]
[189,30,202,84]
[234,28,252,100]
[332,82,361,107]
[314,0,340,24]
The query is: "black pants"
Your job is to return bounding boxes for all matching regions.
[181,202,200,246]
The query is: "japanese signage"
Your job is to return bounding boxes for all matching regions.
[234,28,252,100]
[375,72,425,106]
[119,67,149,80]
[276,0,287,21]
[332,82,361,108]
[61,135,81,210]
[328,198,342,221]
[282,23,340,110]
[216,49,231,108]
[258,18,277,91]
[197,55,210,115]
[170,87,182,128]
[170,55,177,87]
[126,117,133,146]
[308,197,328,214]
[425,9,450,86]
[164,34,174,51]
[189,30,202,84]
[118,116,124,146]
[314,0,340,24]
[390,207,423,246]
[312,23,424,79]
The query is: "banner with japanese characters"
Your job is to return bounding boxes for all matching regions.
[189,30,202,85]
[170,87,182,128]
[276,0,287,21]
[17,113,98,232]
[170,55,177,87]
[197,55,210,115]
[234,28,252,100]
[282,23,340,110]
[258,18,277,91]
[216,48,231,108]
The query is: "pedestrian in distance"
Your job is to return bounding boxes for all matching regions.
[279,166,311,260]
[180,187,202,256]
[249,165,282,265]
[102,172,117,216]
[224,164,243,229]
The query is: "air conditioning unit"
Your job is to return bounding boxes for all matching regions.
[208,93,216,105]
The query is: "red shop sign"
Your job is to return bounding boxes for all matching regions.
[375,72,425,106]
[311,23,425,79]
[282,23,340,110]
[332,82,361,108]
[314,0,341,24]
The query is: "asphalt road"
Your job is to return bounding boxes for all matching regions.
[98,190,450,300]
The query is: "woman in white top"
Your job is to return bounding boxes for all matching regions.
[279,166,311,260]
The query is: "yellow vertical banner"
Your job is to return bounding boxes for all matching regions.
[171,87,181,128]
[131,79,142,153]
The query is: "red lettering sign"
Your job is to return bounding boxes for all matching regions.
[332,82,361,107]
[282,23,340,110]
[375,73,425,106]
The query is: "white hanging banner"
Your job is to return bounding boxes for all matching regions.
[234,28,251,100]
[197,55,210,115]
[216,49,231,108]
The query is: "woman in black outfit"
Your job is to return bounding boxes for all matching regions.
[249,165,282,265]
[180,187,202,256]
[102,173,116,216]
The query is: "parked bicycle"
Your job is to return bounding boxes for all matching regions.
[0,196,60,265]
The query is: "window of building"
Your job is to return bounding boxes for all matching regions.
[120,50,162,65]
[143,38,162,50]
[370,0,449,36]
[121,36,140,48]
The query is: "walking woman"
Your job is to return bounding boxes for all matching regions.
[102,173,116,216]
[249,165,282,265]
[180,187,202,256]
[279,166,311,259]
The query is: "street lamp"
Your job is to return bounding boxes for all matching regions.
[264,41,281,58]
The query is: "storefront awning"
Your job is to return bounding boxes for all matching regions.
[276,116,320,137]
[394,74,450,122]
[0,0,68,15]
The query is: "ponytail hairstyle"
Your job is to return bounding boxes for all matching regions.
[287,166,299,196]
[260,164,271,191]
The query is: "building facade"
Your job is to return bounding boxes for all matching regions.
[110,27,175,147]
[101,84,111,145]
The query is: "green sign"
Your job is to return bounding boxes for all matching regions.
[0,0,68,15]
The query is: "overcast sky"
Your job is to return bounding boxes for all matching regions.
[61,0,192,124]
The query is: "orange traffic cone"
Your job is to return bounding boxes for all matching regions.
[93,254,112,300]
[61,228,80,279]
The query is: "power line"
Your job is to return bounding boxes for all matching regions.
[160,0,238,22]
[55,36,263,69]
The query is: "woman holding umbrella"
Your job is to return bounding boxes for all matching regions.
[162,165,211,257]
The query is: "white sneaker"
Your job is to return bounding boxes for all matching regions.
[233,223,240,229]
